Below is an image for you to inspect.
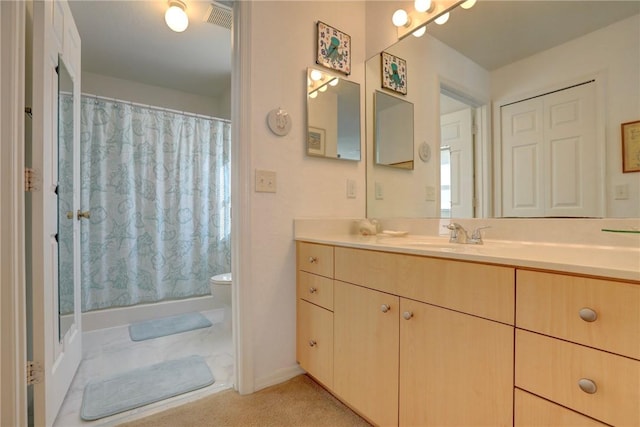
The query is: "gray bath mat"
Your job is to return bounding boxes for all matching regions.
[80,355,215,421]
[128,312,212,341]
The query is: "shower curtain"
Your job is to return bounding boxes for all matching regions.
[80,96,231,312]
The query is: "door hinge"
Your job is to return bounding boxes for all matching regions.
[25,168,38,192]
[472,123,478,135]
[26,361,43,385]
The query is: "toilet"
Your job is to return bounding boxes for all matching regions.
[210,273,232,309]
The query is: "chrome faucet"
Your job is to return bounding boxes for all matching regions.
[444,223,490,244]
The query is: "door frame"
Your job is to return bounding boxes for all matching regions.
[0,1,28,426]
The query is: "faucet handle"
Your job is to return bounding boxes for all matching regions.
[470,226,491,240]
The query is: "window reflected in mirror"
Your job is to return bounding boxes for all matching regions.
[306,68,361,161]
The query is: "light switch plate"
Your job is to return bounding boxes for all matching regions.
[255,169,276,193]
[346,179,357,199]
[375,182,384,200]
[614,184,628,200]
[425,186,436,201]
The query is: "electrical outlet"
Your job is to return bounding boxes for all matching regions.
[255,169,276,193]
[346,179,357,199]
[614,184,628,200]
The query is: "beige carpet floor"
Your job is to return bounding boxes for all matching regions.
[119,374,372,427]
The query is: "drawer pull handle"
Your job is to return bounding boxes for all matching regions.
[308,256,318,264]
[403,311,413,320]
[309,340,317,347]
[381,304,391,313]
[578,307,598,322]
[578,378,597,394]
[309,287,317,294]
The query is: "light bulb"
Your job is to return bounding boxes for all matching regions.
[165,0,189,32]
[310,69,323,81]
[412,26,426,37]
[309,91,318,99]
[414,0,433,13]
[460,0,477,9]
[329,78,339,86]
[319,85,328,93]
[434,12,449,25]
[392,9,409,27]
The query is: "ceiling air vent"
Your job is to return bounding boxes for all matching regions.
[204,2,232,30]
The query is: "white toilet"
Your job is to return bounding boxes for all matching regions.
[210,273,232,309]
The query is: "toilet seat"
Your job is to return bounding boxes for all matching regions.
[211,273,232,285]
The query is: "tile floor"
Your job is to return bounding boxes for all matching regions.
[53,308,234,427]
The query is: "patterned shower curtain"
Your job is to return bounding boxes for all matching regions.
[80,96,231,312]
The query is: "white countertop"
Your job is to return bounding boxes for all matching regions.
[295,233,640,282]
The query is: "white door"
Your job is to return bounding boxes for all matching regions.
[30,1,82,426]
[441,108,474,218]
[501,82,598,217]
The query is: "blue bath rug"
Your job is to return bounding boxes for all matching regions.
[80,355,215,421]
[128,312,213,341]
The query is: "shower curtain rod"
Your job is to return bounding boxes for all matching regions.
[81,92,231,123]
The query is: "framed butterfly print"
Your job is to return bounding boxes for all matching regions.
[381,52,407,95]
[316,21,351,75]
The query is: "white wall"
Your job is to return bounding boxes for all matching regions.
[245,1,366,388]
[81,71,229,119]
[491,14,640,218]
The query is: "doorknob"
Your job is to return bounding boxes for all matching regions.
[77,210,91,220]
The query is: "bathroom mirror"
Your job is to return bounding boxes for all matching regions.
[366,1,640,219]
[375,90,414,169]
[306,68,361,161]
[57,56,75,341]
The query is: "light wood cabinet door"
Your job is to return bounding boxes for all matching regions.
[516,270,640,359]
[399,298,514,427]
[296,299,333,388]
[515,389,607,427]
[334,281,399,427]
[516,330,640,426]
[297,242,334,278]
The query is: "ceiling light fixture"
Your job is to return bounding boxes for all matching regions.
[460,0,477,9]
[165,0,189,33]
[434,12,450,25]
[414,0,435,13]
[412,26,427,37]
[392,9,410,27]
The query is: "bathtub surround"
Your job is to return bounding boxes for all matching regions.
[79,95,231,312]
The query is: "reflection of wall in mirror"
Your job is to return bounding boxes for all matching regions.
[491,14,640,218]
[308,92,338,157]
[367,32,489,219]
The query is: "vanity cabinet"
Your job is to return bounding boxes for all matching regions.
[515,270,640,426]
[296,243,334,388]
[333,247,514,426]
[296,240,639,426]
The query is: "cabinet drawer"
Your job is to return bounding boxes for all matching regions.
[296,299,333,388]
[516,270,640,359]
[297,271,334,311]
[334,247,514,324]
[515,389,607,427]
[515,330,640,426]
[297,242,334,278]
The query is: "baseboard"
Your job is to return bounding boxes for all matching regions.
[254,364,305,392]
[82,296,214,331]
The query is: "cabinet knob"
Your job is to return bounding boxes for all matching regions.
[578,378,597,394]
[309,340,317,347]
[77,210,91,220]
[308,256,318,264]
[578,307,597,322]
[380,304,391,313]
[402,311,413,320]
[309,287,317,294]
